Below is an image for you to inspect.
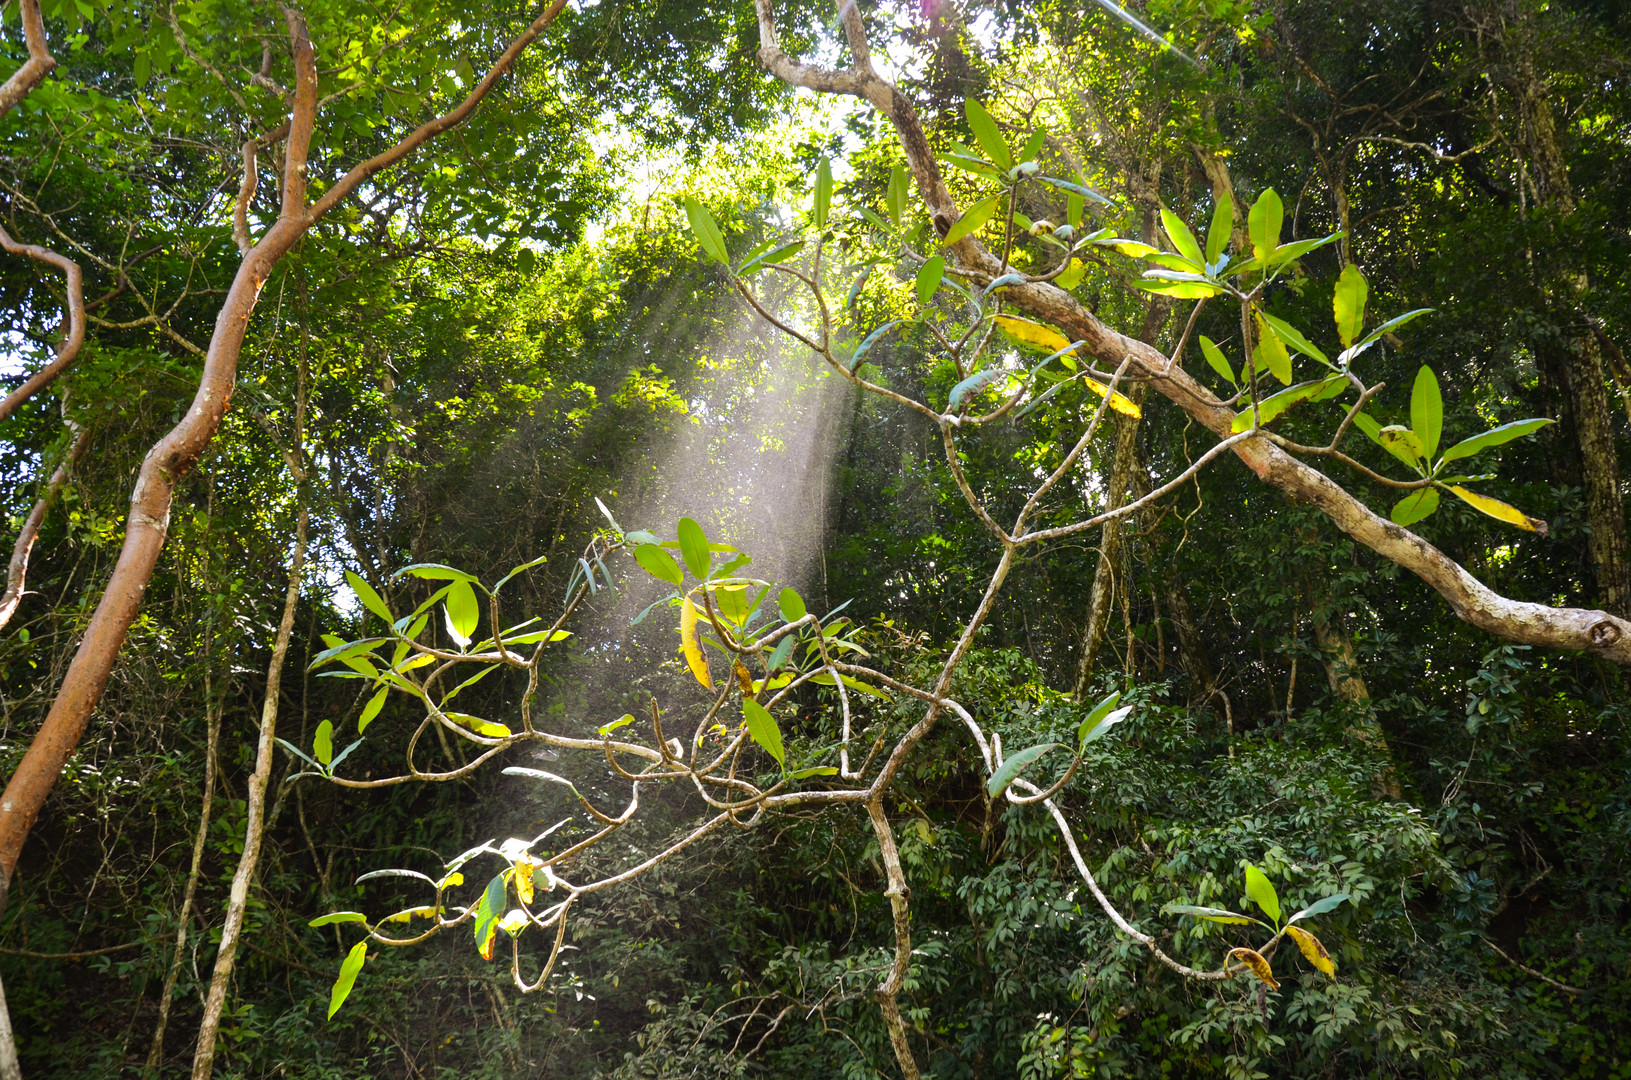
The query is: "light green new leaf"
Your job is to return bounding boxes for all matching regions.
[1206,198,1233,264]
[790,766,839,779]
[1244,863,1282,926]
[1333,264,1368,347]
[391,562,479,585]
[327,941,368,1020]
[1076,693,1122,746]
[314,720,334,766]
[634,543,684,588]
[1079,705,1133,745]
[986,742,1058,798]
[1231,377,1345,432]
[345,571,393,625]
[887,164,910,226]
[964,99,1013,171]
[683,196,728,265]
[309,911,368,928]
[1259,311,1330,365]
[916,256,945,306]
[1160,207,1205,268]
[1440,418,1554,463]
[742,699,785,768]
[358,688,387,734]
[677,517,711,579]
[1391,486,1440,526]
[1253,311,1293,384]
[1248,188,1283,264]
[778,587,806,622]
[1411,367,1443,461]
[813,158,833,230]
[944,194,1000,247]
[1198,335,1235,384]
[445,580,479,644]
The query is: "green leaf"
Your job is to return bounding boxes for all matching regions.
[358,688,387,734]
[742,699,785,769]
[1333,264,1368,347]
[314,721,334,766]
[1036,175,1111,205]
[1137,276,1224,299]
[1411,367,1443,461]
[1258,311,1330,365]
[683,196,728,265]
[1288,893,1351,924]
[598,713,636,736]
[986,742,1059,798]
[1440,418,1554,463]
[1244,863,1282,926]
[1391,487,1440,526]
[947,369,1003,412]
[327,941,368,1020]
[1230,377,1345,432]
[1266,233,1341,267]
[1248,188,1283,265]
[1018,127,1046,162]
[810,672,892,700]
[446,712,511,739]
[944,194,1001,247]
[390,563,479,585]
[1075,691,1121,744]
[1198,335,1235,384]
[1079,705,1133,745]
[677,518,711,579]
[813,158,833,230]
[965,99,1012,171]
[1164,904,1264,927]
[634,543,684,588]
[790,766,839,779]
[1206,198,1233,264]
[1253,311,1293,384]
[346,571,393,625]
[1160,207,1205,268]
[445,580,479,644]
[778,587,807,622]
[309,911,368,927]
[916,256,945,306]
[887,164,910,226]
[767,636,795,672]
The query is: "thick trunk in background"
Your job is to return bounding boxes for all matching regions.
[1558,334,1629,615]
[1310,606,1400,796]
[1073,389,1144,695]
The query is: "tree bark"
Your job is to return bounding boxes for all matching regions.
[0,421,90,633]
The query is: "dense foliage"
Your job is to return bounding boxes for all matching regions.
[1,0,1628,1077]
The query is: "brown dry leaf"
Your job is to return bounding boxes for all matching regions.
[1285,924,1336,978]
[513,857,535,905]
[1227,947,1280,991]
[734,662,754,697]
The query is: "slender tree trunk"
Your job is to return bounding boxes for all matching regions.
[0,421,90,633]
[1074,388,1144,695]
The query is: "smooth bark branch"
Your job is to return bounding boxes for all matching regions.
[0,422,89,633]
[0,0,572,915]
[751,0,1631,665]
[0,0,55,118]
[0,225,87,425]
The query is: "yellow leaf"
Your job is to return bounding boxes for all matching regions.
[993,315,1073,354]
[1227,947,1280,990]
[478,918,499,961]
[680,595,713,690]
[734,663,754,697]
[1285,925,1336,978]
[513,858,535,905]
[1082,378,1142,419]
[1448,486,1544,532]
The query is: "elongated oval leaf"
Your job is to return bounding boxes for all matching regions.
[635,543,684,588]
[887,163,909,225]
[677,518,711,579]
[1391,486,1440,526]
[1357,307,1434,347]
[947,369,1003,412]
[680,596,713,690]
[1411,366,1443,461]
[1253,311,1293,384]
[1243,863,1282,925]
[813,158,832,230]
[1164,904,1261,926]
[1259,311,1330,365]
[1333,264,1368,347]
[1448,486,1545,531]
[1160,207,1205,267]
[916,256,944,306]
[1230,377,1343,433]
[1199,335,1235,384]
[742,699,785,768]
[1248,188,1283,264]
[390,563,479,584]
[310,911,368,928]
[1227,947,1280,990]
[986,742,1060,799]
[327,940,368,1020]
[345,571,393,625]
[683,196,728,265]
[944,194,1000,246]
[778,587,807,622]
[1079,705,1133,745]
[445,580,479,644]
[1082,379,1143,419]
[1288,892,1350,923]
[357,688,387,734]
[849,320,900,372]
[1440,418,1554,463]
[964,99,1012,171]
[993,315,1071,354]
[1206,198,1234,263]
[1285,924,1337,977]
[314,720,334,766]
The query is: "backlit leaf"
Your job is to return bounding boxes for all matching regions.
[1230,377,1344,432]
[1082,378,1143,419]
[916,256,944,306]
[680,596,713,690]
[1253,311,1292,384]
[327,941,368,1020]
[1440,418,1554,463]
[1199,335,1235,384]
[1206,197,1233,263]
[778,587,806,622]
[1244,863,1282,925]
[1333,264,1368,347]
[358,688,387,734]
[944,194,1000,246]
[677,518,711,579]
[1248,188,1283,264]
[1160,207,1205,267]
[635,543,684,588]
[1411,367,1443,461]
[314,720,334,766]
[993,315,1072,353]
[683,196,728,265]
[813,158,832,230]
[1448,486,1545,531]
[1259,311,1330,365]
[346,571,393,625]
[445,580,479,644]
[742,699,785,768]
[1391,487,1440,526]
[964,99,1012,171]
[887,164,910,226]
[309,911,367,927]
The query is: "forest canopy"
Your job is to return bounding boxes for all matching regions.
[1,0,1629,1077]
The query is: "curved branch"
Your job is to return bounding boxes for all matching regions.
[0,225,86,425]
[0,0,55,119]
[0,421,90,632]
